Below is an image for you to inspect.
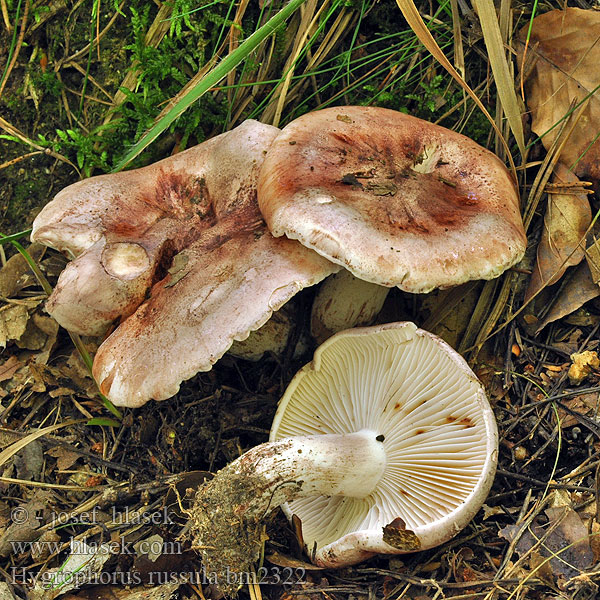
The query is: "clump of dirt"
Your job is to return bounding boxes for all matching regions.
[189,445,303,596]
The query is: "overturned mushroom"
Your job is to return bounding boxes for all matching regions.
[191,322,498,589]
[258,106,527,293]
[32,120,282,335]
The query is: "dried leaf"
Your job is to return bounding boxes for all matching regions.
[543,506,594,587]
[266,551,324,570]
[46,446,81,471]
[526,164,591,301]
[420,282,480,348]
[0,243,45,299]
[556,393,599,428]
[517,8,600,184]
[0,304,29,348]
[30,540,111,598]
[536,262,600,332]
[500,492,594,589]
[0,491,51,557]
[586,236,600,284]
[49,387,76,398]
[0,356,22,383]
[60,582,181,600]
[13,440,44,481]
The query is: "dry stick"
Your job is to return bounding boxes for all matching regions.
[63,60,114,101]
[0,115,78,172]
[0,151,44,171]
[0,0,28,99]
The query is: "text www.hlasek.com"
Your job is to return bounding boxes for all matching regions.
[9,537,182,556]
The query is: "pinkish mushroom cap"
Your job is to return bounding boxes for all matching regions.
[92,214,337,407]
[258,106,527,293]
[32,119,338,407]
[32,120,282,335]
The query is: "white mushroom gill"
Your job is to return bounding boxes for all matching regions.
[271,322,496,555]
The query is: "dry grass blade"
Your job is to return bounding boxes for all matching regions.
[450,0,464,78]
[262,0,324,126]
[0,0,28,100]
[0,419,84,468]
[226,0,251,107]
[459,278,499,354]
[394,0,516,177]
[472,0,525,156]
[0,115,78,172]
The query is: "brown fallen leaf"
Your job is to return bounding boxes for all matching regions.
[0,243,45,299]
[0,356,22,384]
[46,446,81,471]
[0,304,29,348]
[0,491,51,557]
[555,393,599,428]
[525,164,591,302]
[585,236,600,285]
[535,262,600,333]
[517,8,600,186]
[62,582,181,599]
[499,493,594,590]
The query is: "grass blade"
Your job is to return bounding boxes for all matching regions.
[394,0,516,176]
[113,0,308,171]
[472,0,525,156]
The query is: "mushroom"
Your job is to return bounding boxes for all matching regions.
[31,120,283,335]
[32,119,339,407]
[190,322,498,588]
[91,218,338,407]
[310,270,390,343]
[90,177,338,408]
[258,106,527,294]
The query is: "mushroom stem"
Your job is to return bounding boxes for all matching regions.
[190,430,385,589]
[237,430,386,502]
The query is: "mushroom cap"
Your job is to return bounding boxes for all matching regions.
[258,106,526,293]
[92,194,338,408]
[32,120,281,335]
[270,321,498,567]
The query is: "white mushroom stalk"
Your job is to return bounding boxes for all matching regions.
[213,431,386,504]
[190,322,498,591]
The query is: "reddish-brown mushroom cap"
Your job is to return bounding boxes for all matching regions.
[258,106,527,293]
[32,120,281,335]
[93,204,337,407]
